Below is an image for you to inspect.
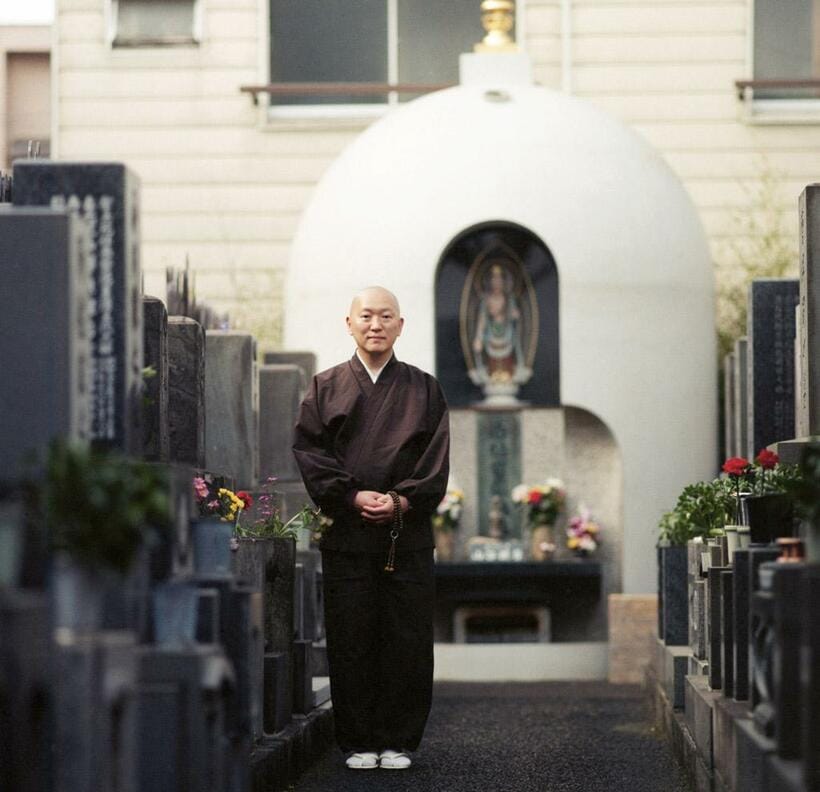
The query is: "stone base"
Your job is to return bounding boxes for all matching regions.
[249,702,334,792]
[685,674,720,769]
[767,756,808,792]
[714,695,751,792]
[655,639,692,710]
[688,655,709,677]
[736,717,776,792]
[608,593,657,683]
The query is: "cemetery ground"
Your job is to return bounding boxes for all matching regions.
[295,681,690,792]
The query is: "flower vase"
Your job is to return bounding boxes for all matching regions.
[191,518,234,577]
[435,530,456,562]
[51,553,107,633]
[724,525,740,564]
[530,524,555,561]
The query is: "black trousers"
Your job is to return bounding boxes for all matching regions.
[321,547,435,754]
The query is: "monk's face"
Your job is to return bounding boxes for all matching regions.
[347,289,404,356]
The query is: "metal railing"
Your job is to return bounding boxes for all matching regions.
[240,82,454,105]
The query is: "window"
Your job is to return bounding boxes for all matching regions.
[269,0,483,108]
[112,0,199,47]
[753,0,820,99]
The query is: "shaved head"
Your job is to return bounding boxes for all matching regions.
[346,286,404,365]
[349,286,401,317]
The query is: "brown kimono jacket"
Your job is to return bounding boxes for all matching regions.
[292,354,450,554]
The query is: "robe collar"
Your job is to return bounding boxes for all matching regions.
[349,351,398,395]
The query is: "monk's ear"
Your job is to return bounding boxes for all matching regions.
[345,316,353,334]
[397,317,404,335]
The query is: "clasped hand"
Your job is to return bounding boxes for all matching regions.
[354,490,409,525]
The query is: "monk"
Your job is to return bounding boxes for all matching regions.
[292,286,450,771]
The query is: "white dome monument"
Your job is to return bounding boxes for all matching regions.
[286,22,716,604]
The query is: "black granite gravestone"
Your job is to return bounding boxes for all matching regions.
[142,297,169,462]
[802,564,820,790]
[746,279,800,458]
[720,569,735,697]
[262,351,316,390]
[435,222,559,407]
[12,161,143,455]
[708,565,729,689]
[734,547,779,703]
[259,365,302,482]
[0,208,92,482]
[167,317,205,468]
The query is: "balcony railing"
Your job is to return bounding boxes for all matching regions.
[240,82,454,105]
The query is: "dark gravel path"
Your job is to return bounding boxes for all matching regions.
[294,681,690,792]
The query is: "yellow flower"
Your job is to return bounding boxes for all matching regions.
[568,537,580,549]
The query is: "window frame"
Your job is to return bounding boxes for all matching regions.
[108,0,203,49]
[264,0,525,121]
[742,0,820,124]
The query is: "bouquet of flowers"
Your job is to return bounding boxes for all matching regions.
[511,478,566,528]
[432,489,464,533]
[566,506,601,556]
[193,474,252,534]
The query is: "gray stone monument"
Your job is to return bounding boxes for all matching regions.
[142,297,169,462]
[724,351,736,460]
[733,337,749,458]
[12,161,144,455]
[0,208,92,482]
[259,364,302,483]
[746,279,799,458]
[797,185,820,438]
[262,351,316,391]
[167,317,205,469]
[205,331,258,489]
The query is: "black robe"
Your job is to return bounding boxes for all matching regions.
[292,353,450,553]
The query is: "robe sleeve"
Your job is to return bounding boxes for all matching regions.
[391,379,450,516]
[292,376,359,514]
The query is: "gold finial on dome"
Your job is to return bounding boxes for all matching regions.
[474,0,518,53]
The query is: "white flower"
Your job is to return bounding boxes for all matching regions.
[511,484,528,503]
[580,536,597,552]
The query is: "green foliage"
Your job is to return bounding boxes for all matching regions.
[785,444,820,525]
[44,441,171,573]
[249,505,321,540]
[715,164,798,360]
[658,479,735,546]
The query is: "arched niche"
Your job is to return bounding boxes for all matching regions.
[435,222,559,407]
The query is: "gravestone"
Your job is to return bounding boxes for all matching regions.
[0,208,92,482]
[142,297,169,462]
[720,569,734,698]
[167,317,205,468]
[708,565,728,689]
[797,185,820,438]
[262,351,316,391]
[0,589,52,792]
[724,352,736,460]
[733,338,749,458]
[205,331,258,489]
[803,564,820,790]
[477,411,521,538]
[746,279,800,458]
[259,364,302,482]
[13,161,143,455]
[134,646,235,792]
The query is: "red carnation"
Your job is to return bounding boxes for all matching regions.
[236,490,254,509]
[528,490,542,505]
[722,457,750,477]
[755,449,779,470]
